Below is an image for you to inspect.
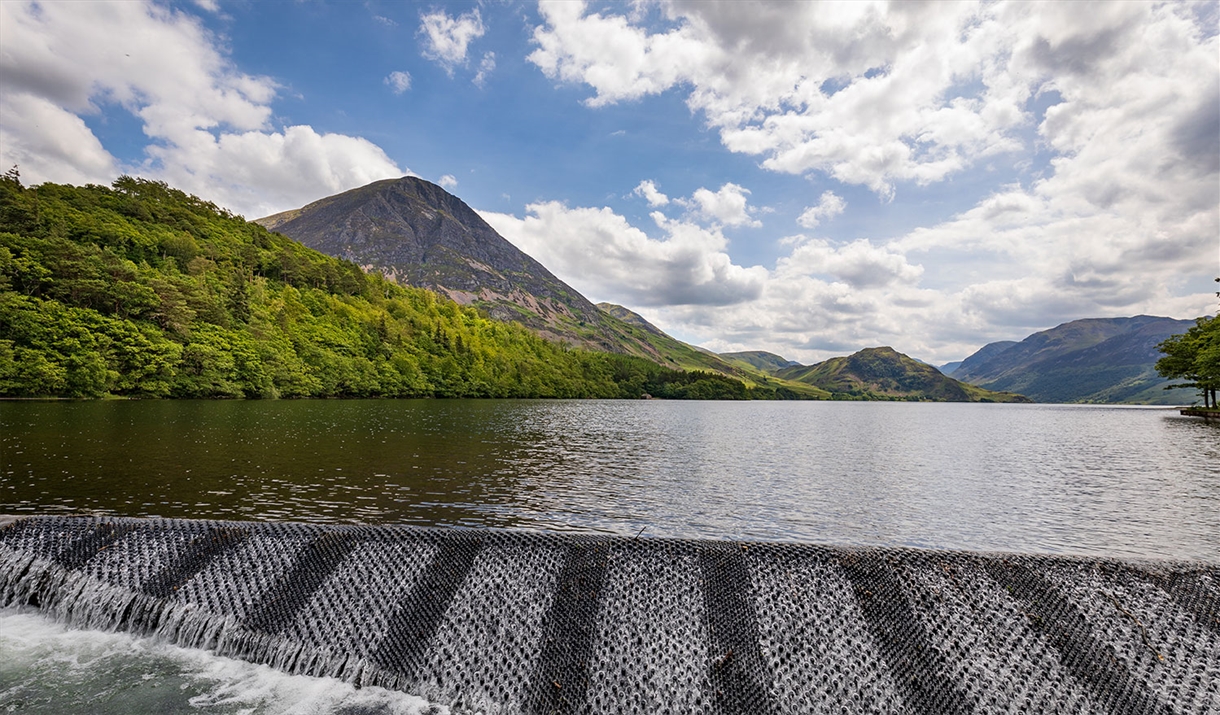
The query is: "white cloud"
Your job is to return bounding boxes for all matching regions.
[473,52,497,88]
[419,8,486,74]
[679,182,760,227]
[385,70,412,94]
[481,202,766,307]
[0,0,406,217]
[480,196,946,360]
[528,1,1144,197]
[151,125,405,219]
[529,1,714,108]
[529,0,1024,194]
[438,174,458,189]
[797,191,846,229]
[632,179,669,206]
[780,238,922,290]
[526,0,1218,362]
[0,93,117,186]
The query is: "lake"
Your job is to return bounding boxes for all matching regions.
[3,399,1219,712]
[2,399,1217,561]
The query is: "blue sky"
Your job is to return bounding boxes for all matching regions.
[2,0,1217,363]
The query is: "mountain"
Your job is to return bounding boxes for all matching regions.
[775,347,1030,402]
[0,176,771,401]
[257,176,632,354]
[720,351,802,374]
[256,177,825,394]
[951,316,1198,403]
[953,340,1018,377]
[596,302,668,338]
[938,361,963,376]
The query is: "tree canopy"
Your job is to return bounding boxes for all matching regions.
[0,171,785,401]
[1156,311,1219,409]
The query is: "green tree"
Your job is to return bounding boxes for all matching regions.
[1157,313,1219,409]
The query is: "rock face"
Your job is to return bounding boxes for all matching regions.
[258,177,625,352]
[951,316,1197,403]
[777,346,1029,402]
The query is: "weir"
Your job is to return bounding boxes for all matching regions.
[0,516,1217,714]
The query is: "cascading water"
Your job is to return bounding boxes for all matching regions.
[1,515,1217,714]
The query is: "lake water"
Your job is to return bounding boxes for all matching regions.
[2,399,1218,712]
[2,399,1217,561]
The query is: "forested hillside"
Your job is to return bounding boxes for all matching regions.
[0,173,772,400]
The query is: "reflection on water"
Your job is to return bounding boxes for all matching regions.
[2,399,1217,560]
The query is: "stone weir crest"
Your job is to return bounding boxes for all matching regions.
[0,516,1217,713]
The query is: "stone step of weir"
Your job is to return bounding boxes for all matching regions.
[0,515,1216,714]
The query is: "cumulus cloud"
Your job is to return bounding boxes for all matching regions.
[480,192,944,360]
[384,70,412,94]
[0,0,405,217]
[780,239,922,290]
[0,93,118,186]
[526,0,1218,362]
[419,8,486,74]
[632,179,669,206]
[678,183,760,227]
[529,0,1025,195]
[528,1,1200,199]
[481,202,767,307]
[151,126,405,219]
[797,191,846,229]
[438,174,458,189]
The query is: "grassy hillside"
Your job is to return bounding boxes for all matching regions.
[777,347,1029,402]
[0,174,776,401]
[596,303,831,399]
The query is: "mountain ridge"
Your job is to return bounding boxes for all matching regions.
[257,176,631,354]
[951,316,1198,403]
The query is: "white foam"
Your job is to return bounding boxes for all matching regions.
[0,607,448,714]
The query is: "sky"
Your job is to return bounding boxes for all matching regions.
[2,0,1217,365]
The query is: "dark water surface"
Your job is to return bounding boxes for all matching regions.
[2,399,1217,560]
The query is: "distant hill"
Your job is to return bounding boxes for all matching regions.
[951,316,1198,403]
[720,351,802,374]
[776,347,1030,402]
[258,177,641,354]
[596,304,830,399]
[938,361,963,376]
[953,341,1018,377]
